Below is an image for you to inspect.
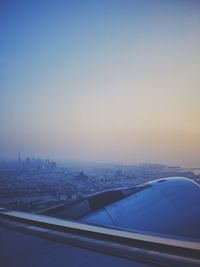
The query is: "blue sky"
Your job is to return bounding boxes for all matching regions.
[1,0,200,166]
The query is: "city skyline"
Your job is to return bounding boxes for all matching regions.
[1,1,200,167]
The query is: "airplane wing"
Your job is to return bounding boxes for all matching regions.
[0,177,200,267]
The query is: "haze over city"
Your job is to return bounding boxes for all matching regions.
[1,0,200,167]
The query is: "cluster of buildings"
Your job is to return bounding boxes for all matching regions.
[0,153,56,172]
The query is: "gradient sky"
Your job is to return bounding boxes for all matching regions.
[0,0,200,166]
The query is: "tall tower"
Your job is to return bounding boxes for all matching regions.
[18,148,21,164]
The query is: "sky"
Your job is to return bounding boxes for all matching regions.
[0,0,200,167]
